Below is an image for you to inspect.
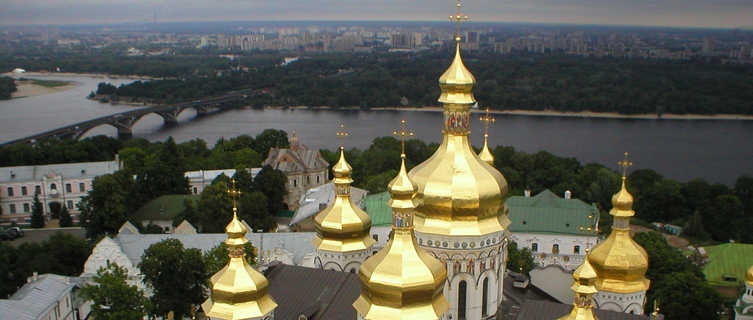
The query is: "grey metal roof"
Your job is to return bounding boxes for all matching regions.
[265,264,360,320]
[114,231,317,266]
[0,274,77,320]
[0,160,120,183]
[516,300,648,320]
[529,264,575,304]
[262,144,329,174]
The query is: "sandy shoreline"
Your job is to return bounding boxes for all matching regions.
[289,106,753,121]
[2,71,156,80]
[10,80,79,99]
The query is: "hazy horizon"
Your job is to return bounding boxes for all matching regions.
[2,0,753,29]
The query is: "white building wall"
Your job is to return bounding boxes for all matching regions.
[416,230,507,320]
[314,248,371,273]
[510,233,598,271]
[594,290,646,315]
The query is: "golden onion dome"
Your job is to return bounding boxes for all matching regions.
[408,38,509,237]
[202,212,278,319]
[746,265,753,286]
[588,177,650,294]
[611,177,635,217]
[559,255,599,320]
[332,146,353,180]
[355,154,448,320]
[312,147,374,252]
[478,134,495,167]
[438,41,476,105]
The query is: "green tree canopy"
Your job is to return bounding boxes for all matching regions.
[79,263,148,320]
[30,194,44,228]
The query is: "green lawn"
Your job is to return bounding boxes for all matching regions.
[702,243,753,287]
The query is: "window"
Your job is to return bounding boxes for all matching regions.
[372,234,379,241]
[293,179,297,187]
[7,187,13,197]
[306,176,310,184]
[317,175,320,183]
[21,186,27,196]
[10,204,16,214]
[23,203,30,212]
[552,244,560,254]
[50,183,56,190]
[531,243,538,252]
[67,200,74,209]
[193,187,198,194]
[458,280,467,320]
[79,183,85,192]
[574,245,581,254]
[482,277,489,317]
[65,183,72,193]
[35,185,41,194]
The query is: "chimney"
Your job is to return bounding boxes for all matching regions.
[524,189,531,197]
[564,190,572,199]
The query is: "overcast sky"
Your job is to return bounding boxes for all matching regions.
[2,0,753,28]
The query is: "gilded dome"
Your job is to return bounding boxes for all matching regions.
[588,177,650,294]
[559,256,599,320]
[355,155,448,320]
[478,134,495,167]
[202,212,278,319]
[312,147,374,252]
[409,40,508,236]
[746,265,753,286]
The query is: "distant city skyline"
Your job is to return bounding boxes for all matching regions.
[2,0,753,29]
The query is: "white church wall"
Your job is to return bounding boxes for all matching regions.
[510,232,597,271]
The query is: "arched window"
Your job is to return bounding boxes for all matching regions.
[531,243,538,252]
[458,280,467,320]
[574,245,581,254]
[552,244,559,254]
[50,183,56,190]
[482,277,489,317]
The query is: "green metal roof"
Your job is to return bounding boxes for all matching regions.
[275,210,295,218]
[363,192,392,227]
[132,194,199,222]
[702,243,753,287]
[506,190,599,236]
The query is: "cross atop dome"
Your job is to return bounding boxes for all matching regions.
[226,178,242,214]
[336,122,349,149]
[618,151,633,178]
[392,119,414,155]
[450,0,470,42]
[480,107,496,137]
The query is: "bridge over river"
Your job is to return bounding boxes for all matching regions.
[1,90,254,146]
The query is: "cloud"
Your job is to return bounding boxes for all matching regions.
[1,0,752,28]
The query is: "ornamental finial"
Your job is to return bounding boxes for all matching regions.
[480,107,496,137]
[617,152,633,178]
[336,123,350,148]
[392,119,414,155]
[227,178,242,214]
[449,0,470,42]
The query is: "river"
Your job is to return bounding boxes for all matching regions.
[1,75,752,185]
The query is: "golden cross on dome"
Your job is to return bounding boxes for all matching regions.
[336,123,350,148]
[617,152,633,178]
[449,0,470,42]
[392,119,414,155]
[227,179,242,213]
[480,108,496,136]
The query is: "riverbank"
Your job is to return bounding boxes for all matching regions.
[10,79,78,99]
[2,71,157,80]
[288,105,753,121]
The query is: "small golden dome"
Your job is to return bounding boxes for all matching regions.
[478,134,495,167]
[332,147,353,180]
[588,175,649,294]
[746,265,753,286]
[559,256,599,320]
[438,42,476,105]
[202,212,277,319]
[354,153,448,320]
[611,178,635,217]
[313,147,374,252]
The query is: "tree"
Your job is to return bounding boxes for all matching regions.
[30,194,44,228]
[139,239,206,319]
[239,191,273,232]
[682,210,709,240]
[198,180,233,233]
[703,194,744,241]
[506,241,536,276]
[173,198,200,227]
[253,129,289,157]
[59,206,72,227]
[203,242,257,276]
[78,172,131,238]
[79,263,148,320]
[253,166,289,215]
